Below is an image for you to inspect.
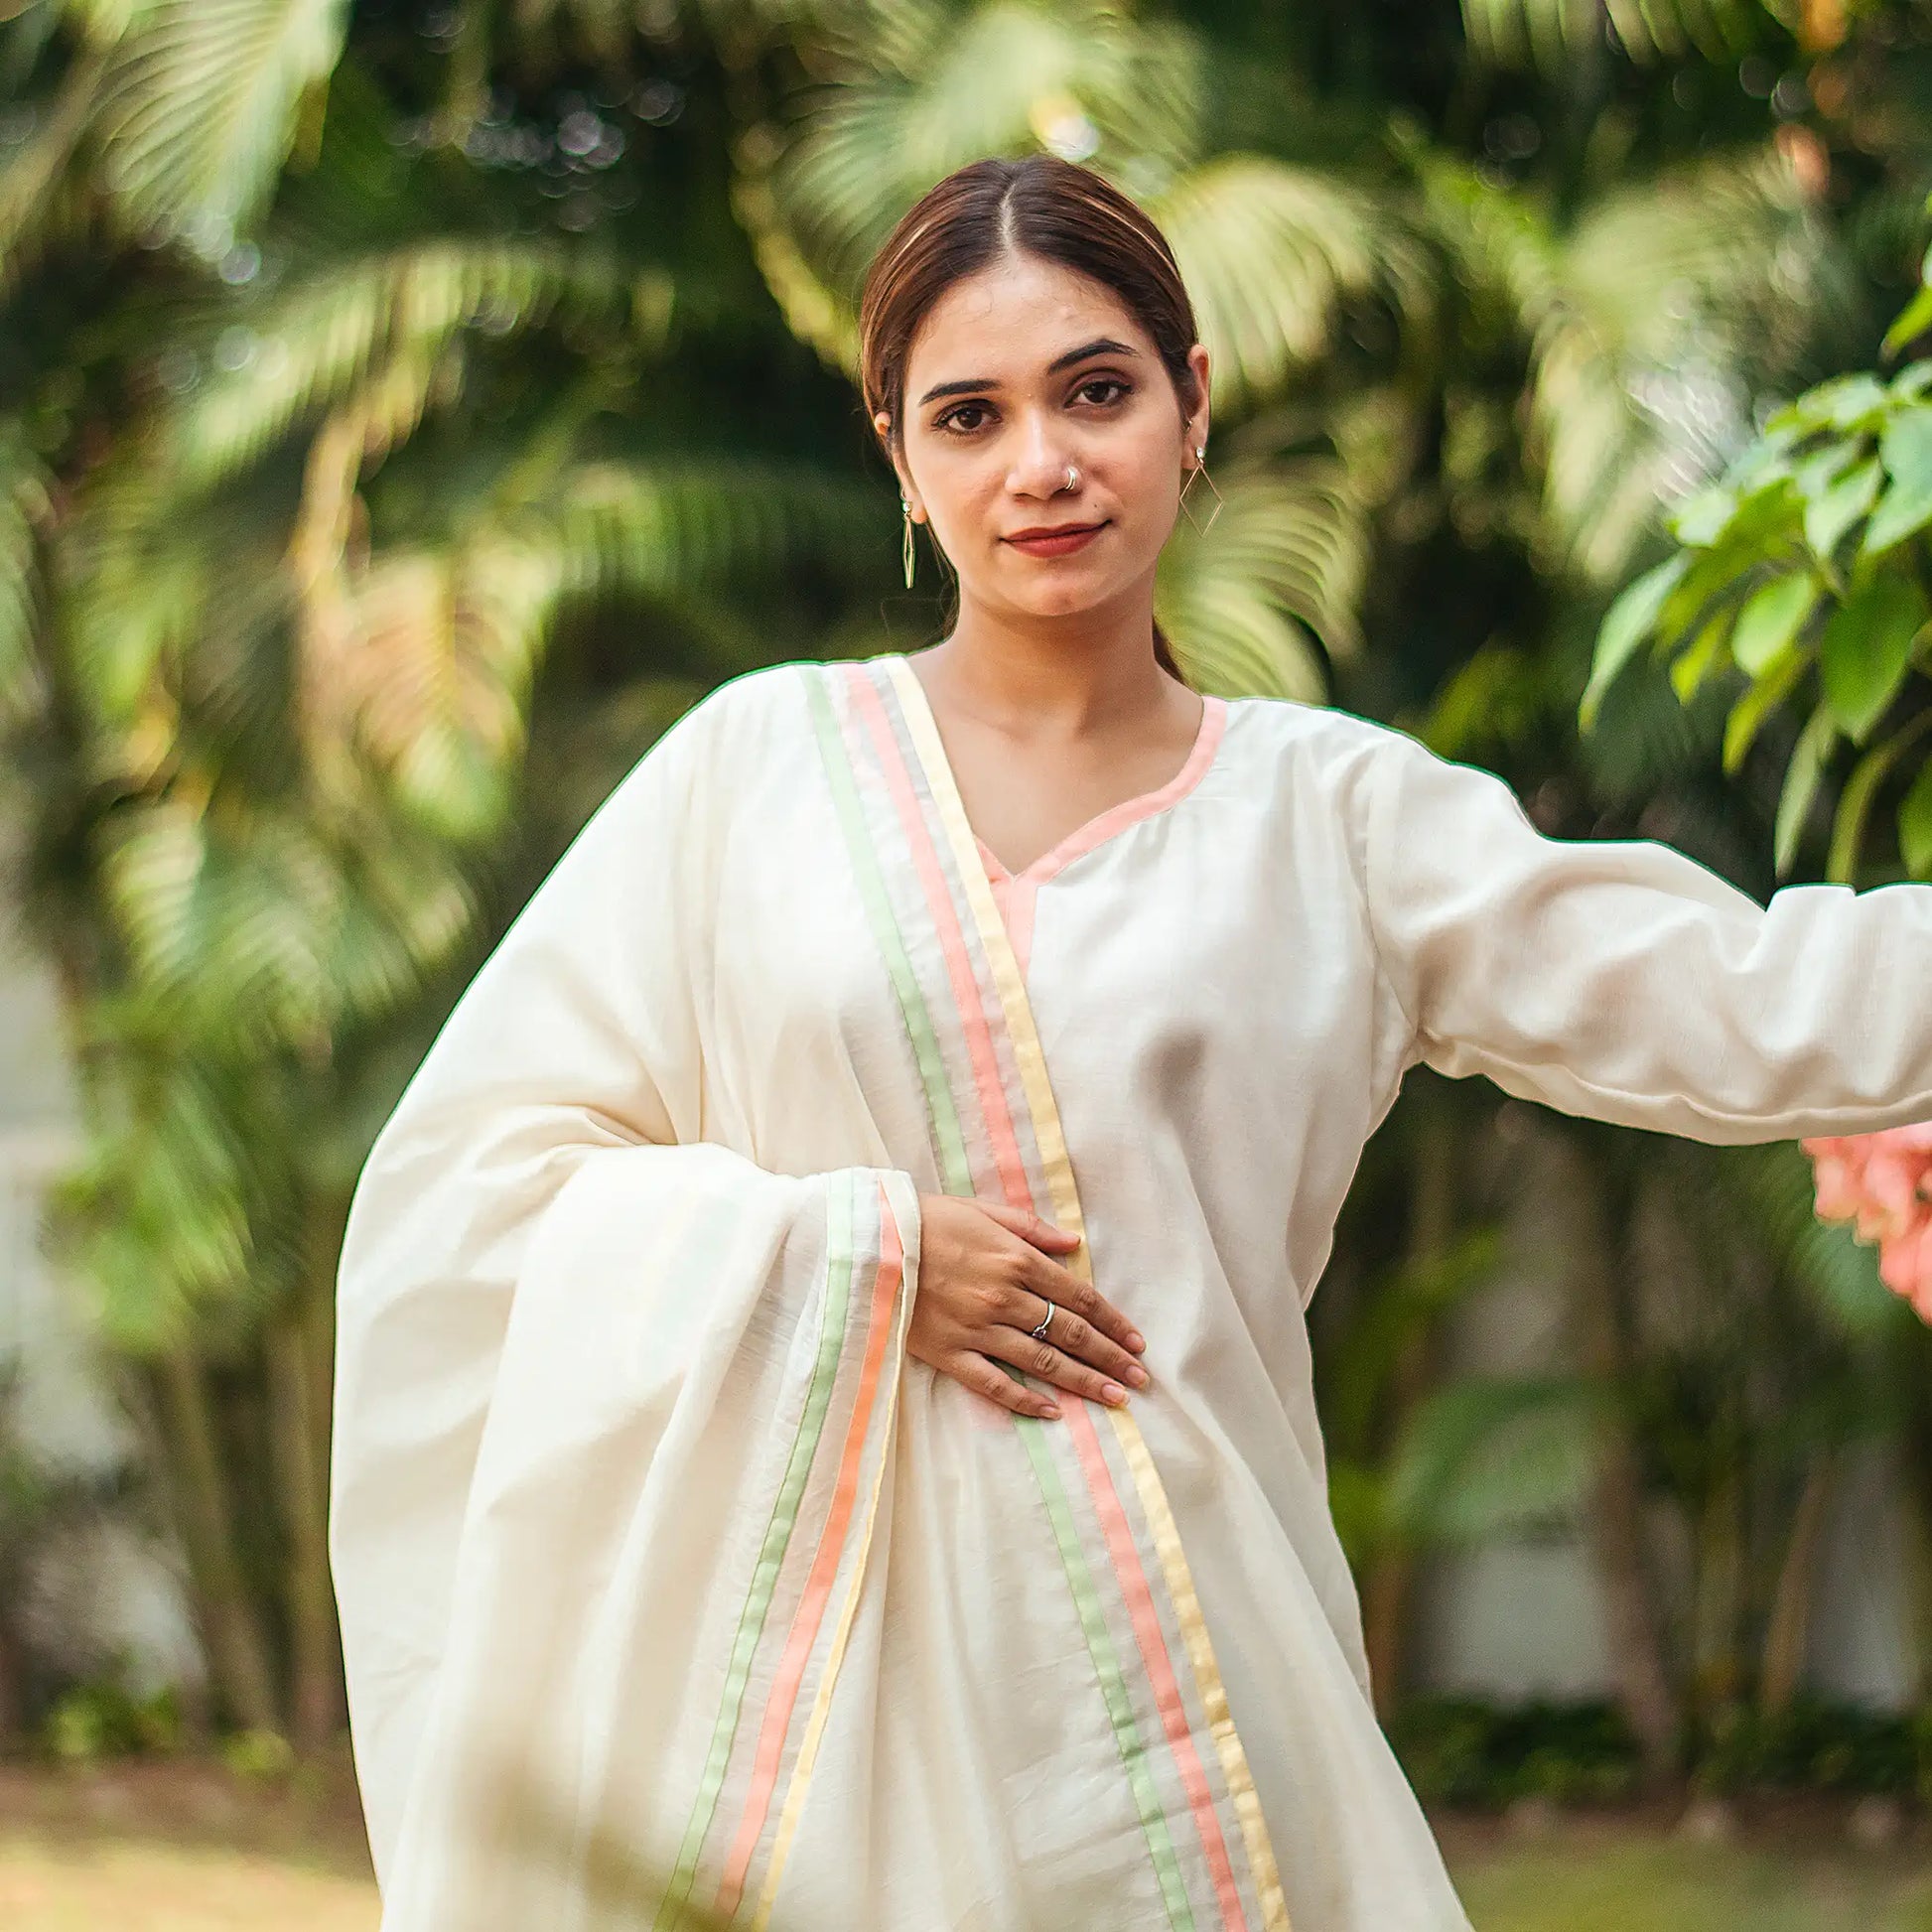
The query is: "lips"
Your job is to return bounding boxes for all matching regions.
[1005,520,1108,557]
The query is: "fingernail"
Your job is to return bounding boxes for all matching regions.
[1126,1365,1150,1388]
[1102,1382,1127,1405]
[1127,1330,1146,1351]
[1040,1402,1061,1420]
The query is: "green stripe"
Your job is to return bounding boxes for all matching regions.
[1010,1406,1196,1928]
[815,663,1197,1929]
[805,667,975,1195]
[653,1172,863,1925]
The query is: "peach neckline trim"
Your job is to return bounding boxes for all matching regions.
[963,691,1228,890]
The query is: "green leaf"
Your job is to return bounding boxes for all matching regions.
[1814,374,1891,432]
[1581,553,1688,731]
[1827,714,1932,885]
[1863,410,1932,557]
[1730,571,1817,677]
[1775,706,1837,877]
[1894,362,1932,403]
[1669,483,1735,546]
[1883,285,1932,361]
[1723,645,1807,775]
[1818,571,1927,741]
[1900,759,1932,877]
[1669,608,1734,703]
[1804,456,1881,563]
[1791,437,1862,503]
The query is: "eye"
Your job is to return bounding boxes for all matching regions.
[934,400,993,435]
[1075,375,1132,407]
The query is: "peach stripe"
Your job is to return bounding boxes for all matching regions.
[751,1181,920,1930]
[713,1182,907,1918]
[884,655,1287,1929]
[1062,1391,1249,1923]
[879,663,1251,1929]
[847,671,1035,1209]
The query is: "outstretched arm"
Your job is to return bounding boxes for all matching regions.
[1362,725,1932,1144]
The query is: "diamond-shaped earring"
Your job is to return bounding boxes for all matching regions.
[1177,445,1223,534]
[901,497,916,588]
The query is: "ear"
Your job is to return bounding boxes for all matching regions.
[873,409,925,522]
[1181,345,1211,464]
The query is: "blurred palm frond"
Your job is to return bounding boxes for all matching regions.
[0,422,51,729]
[1461,0,1769,70]
[1422,143,1846,586]
[1157,450,1370,702]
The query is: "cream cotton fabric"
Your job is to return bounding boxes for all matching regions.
[331,650,1932,1932]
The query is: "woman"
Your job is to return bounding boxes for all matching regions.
[329,155,1932,1932]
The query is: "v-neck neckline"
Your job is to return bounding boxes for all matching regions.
[882,651,1228,889]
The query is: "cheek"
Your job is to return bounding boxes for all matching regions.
[1107,428,1182,531]
[917,450,997,526]
[1110,412,1181,485]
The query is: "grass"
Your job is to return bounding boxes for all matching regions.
[1439,1804,1932,1931]
[6,1764,1932,1928]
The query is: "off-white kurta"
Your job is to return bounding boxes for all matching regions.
[331,649,1932,1932]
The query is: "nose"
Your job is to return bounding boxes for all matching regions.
[1006,409,1077,497]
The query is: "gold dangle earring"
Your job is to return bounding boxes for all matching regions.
[1177,444,1224,534]
[901,496,916,588]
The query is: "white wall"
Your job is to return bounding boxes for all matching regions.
[1411,1111,1920,1713]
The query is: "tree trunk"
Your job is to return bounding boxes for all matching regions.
[1364,1091,1455,1719]
[1693,1461,1746,1719]
[1562,1144,1681,1783]
[269,1299,341,1753]
[154,1349,281,1735]
[1759,1452,1835,1715]
[0,1614,24,1748]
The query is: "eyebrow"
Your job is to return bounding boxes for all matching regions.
[914,337,1141,407]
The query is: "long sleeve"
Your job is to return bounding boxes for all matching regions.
[1360,724,1932,1144]
[328,688,922,1912]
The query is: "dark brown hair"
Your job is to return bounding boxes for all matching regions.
[858,154,1202,686]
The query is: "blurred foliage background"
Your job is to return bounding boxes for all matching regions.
[7,0,1932,1838]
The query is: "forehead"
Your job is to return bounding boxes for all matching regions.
[903,251,1152,386]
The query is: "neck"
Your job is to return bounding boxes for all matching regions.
[915,581,1177,736]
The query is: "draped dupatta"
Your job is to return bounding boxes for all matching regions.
[331,654,1293,1932]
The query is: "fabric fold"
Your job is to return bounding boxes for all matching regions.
[345,1141,919,1930]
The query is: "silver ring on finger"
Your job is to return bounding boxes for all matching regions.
[1030,1297,1056,1342]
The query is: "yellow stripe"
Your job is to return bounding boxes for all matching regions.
[751,1173,919,1930]
[882,656,1291,1931]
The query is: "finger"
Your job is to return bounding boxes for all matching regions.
[992,1328,1134,1409]
[976,1199,1082,1250]
[1018,1253,1146,1354]
[955,1354,1060,1421]
[1003,1295,1148,1388]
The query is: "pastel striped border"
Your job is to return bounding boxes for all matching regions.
[650,1173,862,1926]
[748,1174,918,1930]
[650,1171,909,1929]
[804,655,1289,1930]
[849,665,1220,1922]
[721,1176,908,1920]
[812,668,1204,1920]
[881,654,1290,1932]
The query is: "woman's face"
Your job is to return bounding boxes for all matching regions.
[878,250,1210,622]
